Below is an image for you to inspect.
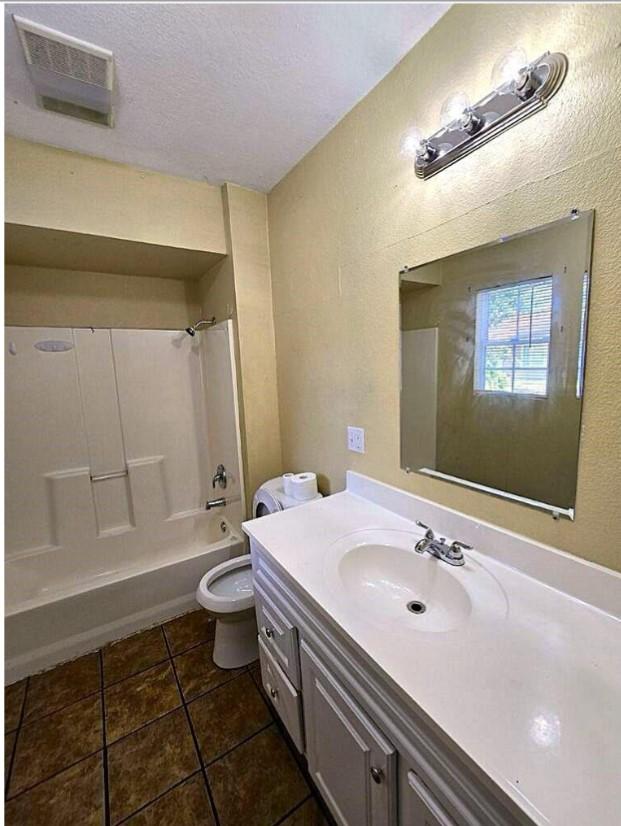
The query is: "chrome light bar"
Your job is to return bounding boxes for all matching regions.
[413,52,568,180]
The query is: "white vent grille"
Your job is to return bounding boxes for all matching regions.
[14,16,114,90]
[22,29,109,88]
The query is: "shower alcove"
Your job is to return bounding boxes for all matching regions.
[5,222,246,682]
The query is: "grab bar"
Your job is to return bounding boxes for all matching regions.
[90,469,128,483]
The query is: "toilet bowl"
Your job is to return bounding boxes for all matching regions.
[196,477,322,669]
[196,554,257,669]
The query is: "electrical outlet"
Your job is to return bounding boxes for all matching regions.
[347,426,365,454]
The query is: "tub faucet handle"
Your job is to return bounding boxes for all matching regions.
[212,464,227,489]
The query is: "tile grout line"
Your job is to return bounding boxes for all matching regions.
[18,628,215,729]
[162,625,222,826]
[5,676,30,801]
[202,720,276,769]
[18,684,102,728]
[162,628,217,660]
[2,619,210,800]
[104,655,171,690]
[271,793,313,826]
[103,665,252,751]
[105,701,183,748]
[99,650,111,826]
[115,769,203,825]
[5,748,104,802]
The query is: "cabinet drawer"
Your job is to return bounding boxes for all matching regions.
[404,770,457,826]
[255,581,301,688]
[258,636,304,753]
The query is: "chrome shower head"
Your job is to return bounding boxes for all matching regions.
[185,318,216,336]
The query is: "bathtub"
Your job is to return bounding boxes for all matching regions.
[5,512,245,683]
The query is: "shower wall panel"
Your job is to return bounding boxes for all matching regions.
[5,327,90,555]
[5,326,241,597]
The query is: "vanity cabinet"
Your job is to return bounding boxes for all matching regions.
[301,640,397,826]
[251,549,525,826]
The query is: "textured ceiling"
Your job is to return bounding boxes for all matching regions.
[4,3,449,191]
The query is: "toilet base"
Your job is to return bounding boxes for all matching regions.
[213,611,258,669]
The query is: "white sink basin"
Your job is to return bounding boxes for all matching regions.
[324,528,507,633]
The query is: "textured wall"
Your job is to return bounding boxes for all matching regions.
[6,265,200,330]
[268,4,621,571]
[5,137,226,253]
[224,184,283,505]
[200,185,283,509]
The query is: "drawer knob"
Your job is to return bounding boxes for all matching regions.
[270,687,279,699]
[264,627,274,639]
[370,767,384,784]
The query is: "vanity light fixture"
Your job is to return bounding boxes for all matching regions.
[401,49,568,179]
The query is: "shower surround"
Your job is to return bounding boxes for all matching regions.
[5,322,245,681]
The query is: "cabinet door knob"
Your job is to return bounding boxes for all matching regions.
[264,627,274,639]
[270,687,278,699]
[370,766,384,784]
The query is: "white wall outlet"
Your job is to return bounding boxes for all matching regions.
[347,426,365,454]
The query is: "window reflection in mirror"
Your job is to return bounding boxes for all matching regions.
[399,211,594,518]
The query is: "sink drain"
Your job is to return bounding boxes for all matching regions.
[407,600,427,615]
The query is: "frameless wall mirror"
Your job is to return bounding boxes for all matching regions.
[399,210,594,519]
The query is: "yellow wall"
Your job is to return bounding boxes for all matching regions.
[221,184,283,504]
[197,185,283,507]
[6,265,200,329]
[268,3,621,571]
[5,137,226,254]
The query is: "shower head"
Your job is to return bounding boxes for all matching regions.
[185,318,216,336]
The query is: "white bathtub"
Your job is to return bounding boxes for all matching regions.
[5,513,245,683]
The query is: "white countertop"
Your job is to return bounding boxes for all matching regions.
[243,480,621,826]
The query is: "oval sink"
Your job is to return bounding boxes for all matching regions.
[324,529,507,633]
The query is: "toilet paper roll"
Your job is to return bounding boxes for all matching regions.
[290,472,318,501]
[282,473,295,496]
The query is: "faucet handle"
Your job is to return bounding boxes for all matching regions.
[416,520,434,538]
[212,464,227,490]
[414,521,435,554]
[449,540,472,558]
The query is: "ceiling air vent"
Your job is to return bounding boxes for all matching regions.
[13,15,114,126]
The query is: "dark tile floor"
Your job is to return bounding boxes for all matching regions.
[4,609,331,826]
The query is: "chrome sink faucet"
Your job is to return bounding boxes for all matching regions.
[414,521,471,567]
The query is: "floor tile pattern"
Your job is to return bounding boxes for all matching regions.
[5,609,332,826]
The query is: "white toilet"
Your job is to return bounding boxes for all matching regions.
[196,555,256,669]
[196,477,322,669]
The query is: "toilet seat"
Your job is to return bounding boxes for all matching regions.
[196,554,254,614]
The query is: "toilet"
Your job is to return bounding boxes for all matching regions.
[196,555,256,669]
[196,477,322,668]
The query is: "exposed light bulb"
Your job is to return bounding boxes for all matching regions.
[399,125,425,159]
[439,92,471,129]
[491,47,529,89]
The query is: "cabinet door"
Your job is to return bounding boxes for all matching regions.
[300,642,397,826]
